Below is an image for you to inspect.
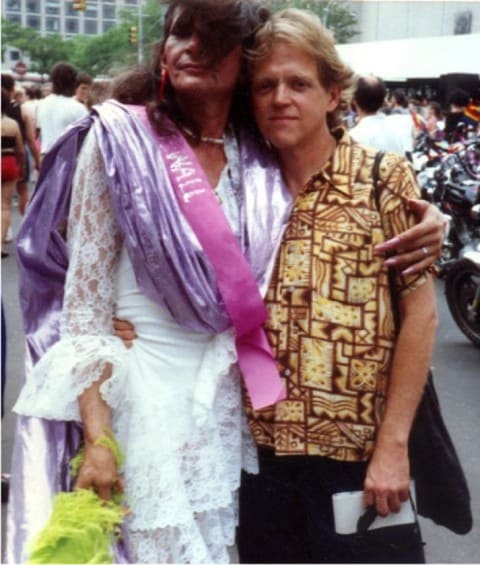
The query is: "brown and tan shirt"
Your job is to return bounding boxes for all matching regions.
[245,130,427,462]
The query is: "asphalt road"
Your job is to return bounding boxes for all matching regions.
[1,209,479,563]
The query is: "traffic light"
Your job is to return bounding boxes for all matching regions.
[73,1,87,10]
[129,26,138,45]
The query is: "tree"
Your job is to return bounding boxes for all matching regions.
[69,24,135,76]
[1,18,72,75]
[268,0,358,43]
[1,18,38,61]
[26,34,73,76]
[68,1,166,76]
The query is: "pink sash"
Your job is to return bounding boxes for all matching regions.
[132,106,285,409]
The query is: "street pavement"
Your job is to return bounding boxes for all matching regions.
[1,208,479,563]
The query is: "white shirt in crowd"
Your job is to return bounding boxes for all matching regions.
[350,112,414,156]
[37,94,88,153]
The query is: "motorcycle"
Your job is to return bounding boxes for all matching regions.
[413,135,480,276]
[445,204,480,347]
[435,154,480,276]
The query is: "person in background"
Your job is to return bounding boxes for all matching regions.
[1,74,40,219]
[20,85,43,191]
[350,75,407,155]
[41,81,52,98]
[463,90,480,134]
[36,62,88,156]
[13,86,26,105]
[22,85,43,137]
[419,95,430,119]
[408,97,427,138]
[425,101,444,141]
[1,88,25,258]
[386,88,415,158]
[86,79,113,109]
[74,71,93,106]
[238,9,437,563]
[444,88,477,142]
[389,89,409,115]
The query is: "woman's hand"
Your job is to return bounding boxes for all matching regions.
[375,199,446,275]
[113,317,137,348]
[363,439,410,517]
[75,441,124,501]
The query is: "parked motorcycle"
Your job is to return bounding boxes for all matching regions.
[412,134,480,276]
[445,204,480,347]
[435,153,480,276]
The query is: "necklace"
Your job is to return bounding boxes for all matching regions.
[179,124,225,145]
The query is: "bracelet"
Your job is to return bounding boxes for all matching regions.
[70,431,124,478]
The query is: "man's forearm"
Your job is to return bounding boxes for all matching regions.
[377,278,437,446]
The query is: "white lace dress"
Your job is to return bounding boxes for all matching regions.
[13,130,258,564]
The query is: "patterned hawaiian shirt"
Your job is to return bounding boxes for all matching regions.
[245,129,427,462]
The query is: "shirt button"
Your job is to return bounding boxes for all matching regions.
[283,369,292,377]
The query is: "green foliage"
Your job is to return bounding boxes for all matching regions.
[69,24,136,77]
[1,18,72,75]
[1,18,38,61]
[267,0,358,43]
[28,34,73,76]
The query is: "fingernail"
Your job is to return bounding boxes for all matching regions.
[384,258,397,266]
[402,267,414,275]
[376,237,400,251]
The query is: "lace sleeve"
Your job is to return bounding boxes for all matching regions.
[62,129,121,337]
[13,130,129,421]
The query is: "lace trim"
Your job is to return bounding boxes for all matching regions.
[13,336,129,420]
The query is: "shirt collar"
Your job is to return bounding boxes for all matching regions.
[305,128,360,199]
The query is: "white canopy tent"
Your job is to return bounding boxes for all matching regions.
[336,34,480,81]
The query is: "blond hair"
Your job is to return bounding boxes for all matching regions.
[249,8,354,130]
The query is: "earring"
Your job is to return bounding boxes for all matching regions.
[158,67,168,101]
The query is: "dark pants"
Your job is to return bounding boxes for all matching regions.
[238,448,425,564]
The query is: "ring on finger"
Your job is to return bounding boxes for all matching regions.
[421,246,429,257]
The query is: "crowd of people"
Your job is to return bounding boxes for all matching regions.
[1,0,466,563]
[348,78,479,154]
[1,65,113,258]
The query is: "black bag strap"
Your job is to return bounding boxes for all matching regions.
[372,150,385,211]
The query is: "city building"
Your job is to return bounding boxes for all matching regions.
[2,0,140,38]
[3,1,480,42]
[350,0,480,42]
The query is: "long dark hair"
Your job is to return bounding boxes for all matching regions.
[112,0,269,138]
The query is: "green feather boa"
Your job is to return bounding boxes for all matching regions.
[27,433,127,564]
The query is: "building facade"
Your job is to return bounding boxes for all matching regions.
[2,0,140,38]
[350,1,480,42]
[3,1,480,41]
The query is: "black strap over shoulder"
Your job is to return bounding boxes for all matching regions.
[372,151,385,211]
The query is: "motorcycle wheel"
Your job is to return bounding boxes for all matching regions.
[445,259,480,347]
